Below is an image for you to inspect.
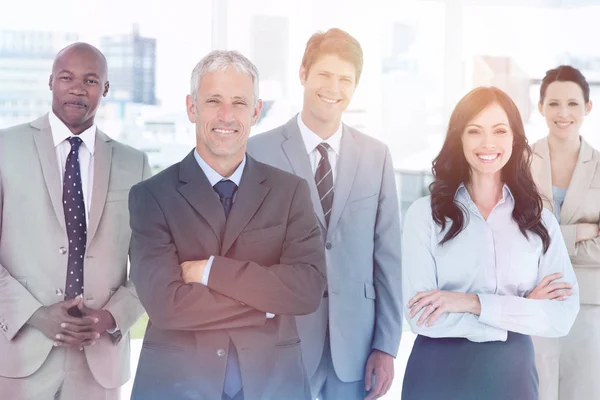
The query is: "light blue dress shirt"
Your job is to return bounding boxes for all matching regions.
[552,186,568,222]
[402,183,580,343]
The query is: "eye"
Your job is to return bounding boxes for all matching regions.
[467,129,480,135]
[59,76,71,81]
[494,129,507,135]
[206,99,218,104]
[549,102,558,107]
[569,102,579,106]
[86,79,98,84]
[234,101,247,106]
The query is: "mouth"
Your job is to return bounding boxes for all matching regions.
[64,101,86,109]
[476,153,500,163]
[317,94,341,105]
[555,121,573,129]
[212,127,238,135]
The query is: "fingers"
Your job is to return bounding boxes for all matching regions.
[60,322,93,333]
[364,373,385,400]
[539,273,563,287]
[364,363,374,391]
[409,293,437,318]
[426,306,446,327]
[546,289,573,300]
[408,290,436,308]
[546,282,573,292]
[60,314,97,326]
[416,304,437,326]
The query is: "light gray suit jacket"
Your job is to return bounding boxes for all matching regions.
[247,116,403,382]
[0,114,151,389]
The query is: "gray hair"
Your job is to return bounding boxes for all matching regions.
[190,50,260,104]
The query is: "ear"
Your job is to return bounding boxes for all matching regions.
[186,94,197,123]
[103,81,110,97]
[299,65,307,86]
[48,74,53,91]
[538,101,543,116]
[251,99,263,126]
[586,100,593,116]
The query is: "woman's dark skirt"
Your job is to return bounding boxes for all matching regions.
[402,332,539,400]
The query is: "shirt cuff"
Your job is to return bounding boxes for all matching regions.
[106,322,120,334]
[201,256,214,286]
[266,313,275,319]
[477,293,502,327]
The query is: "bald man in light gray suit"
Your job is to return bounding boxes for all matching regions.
[248,28,403,400]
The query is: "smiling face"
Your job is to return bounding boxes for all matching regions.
[299,54,357,132]
[461,103,514,180]
[539,80,592,141]
[49,44,109,134]
[186,67,262,165]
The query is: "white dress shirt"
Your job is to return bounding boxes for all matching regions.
[49,110,96,225]
[297,113,342,182]
[402,184,580,343]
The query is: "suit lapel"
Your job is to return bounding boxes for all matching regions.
[32,115,66,233]
[532,138,554,212]
[327,126,359,234]
[561,138,597,223]
[177,151,226,244]
[281,117,326,228]
[221,157,270,255]
[86,130,112,247]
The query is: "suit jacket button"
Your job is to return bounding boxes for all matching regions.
[55,289,64,296]
[326,243,332,250]
[59,247,67,255]
[217,349,226,357]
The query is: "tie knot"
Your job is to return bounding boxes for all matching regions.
[214,179,238,200]
[67,136,83,150]
[317,143,330,158]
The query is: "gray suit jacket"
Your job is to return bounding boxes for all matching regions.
[128,152,326,400]
[0,114,151,388]
[247,116,403,382]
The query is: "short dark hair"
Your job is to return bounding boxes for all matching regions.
[540,65,590,103]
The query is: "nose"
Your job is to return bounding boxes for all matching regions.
[557,105,569,118]
[69,80,87,96]
[217,103,235,123]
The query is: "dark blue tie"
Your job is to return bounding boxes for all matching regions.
[214,180,238,219]
[63,137,87,301]
[213,179,241,397]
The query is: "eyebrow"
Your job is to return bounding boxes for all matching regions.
[547,98,580,102]
[316,70,354,80]
[205,94,249,101]
[466,123,509,128]
[56,69,101,79]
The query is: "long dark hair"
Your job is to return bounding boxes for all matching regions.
[430,86,550,252]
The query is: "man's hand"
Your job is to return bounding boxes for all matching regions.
[26,296,97,349]
[181,260,208,284]
[527,273,573,301]
[364,350,394,400]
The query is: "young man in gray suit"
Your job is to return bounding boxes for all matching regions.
[247,28,403,400]
[0,43,150,399]
[128,50,326,400]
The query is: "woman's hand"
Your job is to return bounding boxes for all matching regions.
[407,290,481,327]
[526,272,573,301]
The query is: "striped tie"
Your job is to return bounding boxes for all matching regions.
[315,143,334,226]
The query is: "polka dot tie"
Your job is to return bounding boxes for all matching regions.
[63,137,86,300]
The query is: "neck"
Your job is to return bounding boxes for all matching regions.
[53,108,94,135]
[197,148,243,178]
[466,172,504,209]
[548,133,580,157]
[301,109,340,140]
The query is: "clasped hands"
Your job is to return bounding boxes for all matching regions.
[28,295,116,350]
[408,272,573,327]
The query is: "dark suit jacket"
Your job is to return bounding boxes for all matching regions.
[128,151,326,400]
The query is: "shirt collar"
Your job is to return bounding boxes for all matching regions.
[193,150,246,187]
[297,113,343,156]
[49,110,97,154]
[455,182,514,204]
